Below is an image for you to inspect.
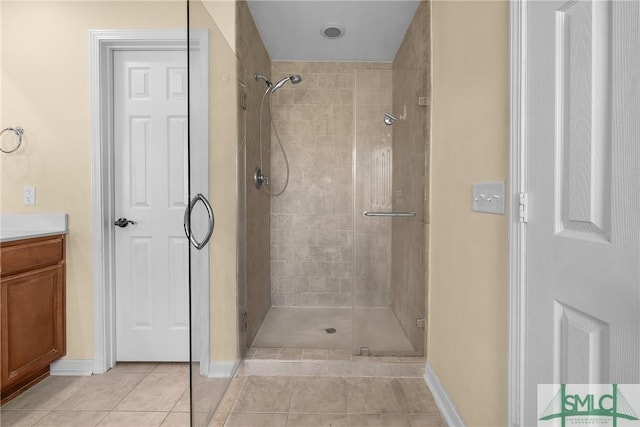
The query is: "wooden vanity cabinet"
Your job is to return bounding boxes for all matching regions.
[0,235,66,404]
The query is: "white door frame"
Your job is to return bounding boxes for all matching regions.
[90,29,210,374]
[508,1,526,425]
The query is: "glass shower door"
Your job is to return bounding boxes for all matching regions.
[352,68,427,357]
[187,1,241,425]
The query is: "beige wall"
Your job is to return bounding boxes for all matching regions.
[0,1,185,360]
[0,1,3,129]
[429,1,509,425]
[203,0,236,52]
[391,0,430,354]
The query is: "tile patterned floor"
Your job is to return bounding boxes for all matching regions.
[212,376,445,427]
[1,364,445,427]
[0,363,195,427]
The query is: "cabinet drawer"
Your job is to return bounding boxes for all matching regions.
[1,236,64,277]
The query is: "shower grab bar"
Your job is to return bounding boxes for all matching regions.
[363,211,416,217]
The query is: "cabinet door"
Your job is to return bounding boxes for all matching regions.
[1,264,65,387]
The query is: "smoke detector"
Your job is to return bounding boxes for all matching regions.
[321,24,345,39]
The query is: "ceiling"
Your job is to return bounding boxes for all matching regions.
[245,1,421,62]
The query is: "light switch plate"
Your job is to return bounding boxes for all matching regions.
[472,181,505,215]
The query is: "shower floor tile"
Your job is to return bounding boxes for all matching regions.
[251,307,415,354]
[353,308,416,354]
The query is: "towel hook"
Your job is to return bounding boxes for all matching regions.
[0,127,24,153]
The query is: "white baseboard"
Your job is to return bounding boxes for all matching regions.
[50,359,94,376]
[425,362,466,427]
[208,360,240,378]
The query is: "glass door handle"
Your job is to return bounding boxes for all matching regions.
[183,193,215,250]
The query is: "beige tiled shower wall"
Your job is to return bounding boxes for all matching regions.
[269,62,392,308]
[390,0,431,353]
[236,0,272,346]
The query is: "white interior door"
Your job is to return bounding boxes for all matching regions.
[114,49,189,361]
[524,0,639,422]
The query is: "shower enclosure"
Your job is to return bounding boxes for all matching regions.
[251,59,429,358]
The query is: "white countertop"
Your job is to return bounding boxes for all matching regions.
[0,213,68,243]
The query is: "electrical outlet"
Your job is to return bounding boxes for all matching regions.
[472,181,505,214]
[24,185,36,206]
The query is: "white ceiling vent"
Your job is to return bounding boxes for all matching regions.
[322,24,344,39]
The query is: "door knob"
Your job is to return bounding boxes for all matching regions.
[114,217,135,228]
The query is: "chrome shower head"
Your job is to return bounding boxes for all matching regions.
[384,113,397,125]
[271,75,303,93]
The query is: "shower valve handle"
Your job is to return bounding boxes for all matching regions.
[254,167,269,189]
